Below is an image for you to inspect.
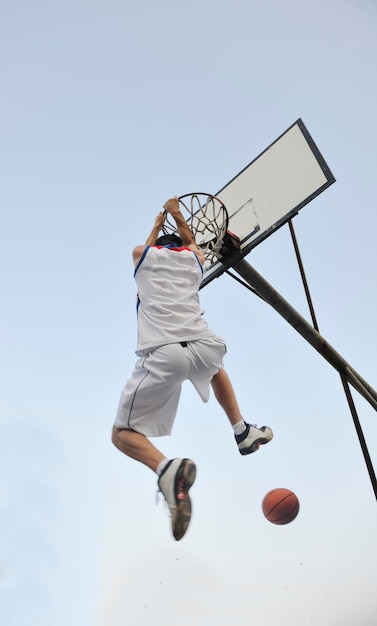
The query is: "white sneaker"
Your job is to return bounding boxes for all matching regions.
[158,458,196,541]
[235,422,273,455]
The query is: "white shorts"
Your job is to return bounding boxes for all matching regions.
[114,336,227,437]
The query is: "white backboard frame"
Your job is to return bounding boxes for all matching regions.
[201,118,335,288]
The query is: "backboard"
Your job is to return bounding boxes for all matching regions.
[200,118,335,288]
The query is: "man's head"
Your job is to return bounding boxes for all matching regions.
[154,234,183,248]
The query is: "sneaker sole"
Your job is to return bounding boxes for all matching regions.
[173,459,196,541]
[239,436,271,456]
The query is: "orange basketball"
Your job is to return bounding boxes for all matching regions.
[262,488,299,525]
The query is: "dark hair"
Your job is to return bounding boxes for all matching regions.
[154,234,183,247]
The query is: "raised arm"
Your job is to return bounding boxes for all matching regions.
[163,197,194,245]
[132,211,166,267]
[163,197,204,264]
[144,211,166,246]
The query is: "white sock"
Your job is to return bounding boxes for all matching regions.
[232,420,247,436]
[156,458,170,476]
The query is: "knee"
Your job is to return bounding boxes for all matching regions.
[211,367,224,389]
[112,426,136,454]
[111,426,122,450]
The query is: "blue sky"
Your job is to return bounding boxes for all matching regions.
[1,1,377,625]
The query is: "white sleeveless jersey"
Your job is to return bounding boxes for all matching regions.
[134,246,215,355]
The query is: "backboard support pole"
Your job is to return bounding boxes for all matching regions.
[231,256,377,499]
[288,219,319,332]
[232,257,377,410]
[340,373,377,500]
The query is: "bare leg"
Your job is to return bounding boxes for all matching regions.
[112,426,166,473]
[211,368,243,426]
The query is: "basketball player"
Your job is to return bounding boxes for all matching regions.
[112,197,273,540]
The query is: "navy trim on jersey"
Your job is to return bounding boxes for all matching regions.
[134,246,150,276]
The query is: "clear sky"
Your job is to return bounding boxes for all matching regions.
[1,1,377,625]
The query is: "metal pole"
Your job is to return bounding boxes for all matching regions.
[340,374,377,500]
[233,257,377,411]
[288,219,319,331]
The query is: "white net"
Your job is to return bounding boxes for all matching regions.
[162,193,229,268]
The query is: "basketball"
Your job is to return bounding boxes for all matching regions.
[262,488,299,525]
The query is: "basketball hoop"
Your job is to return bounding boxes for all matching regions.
[162,193,229,266]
